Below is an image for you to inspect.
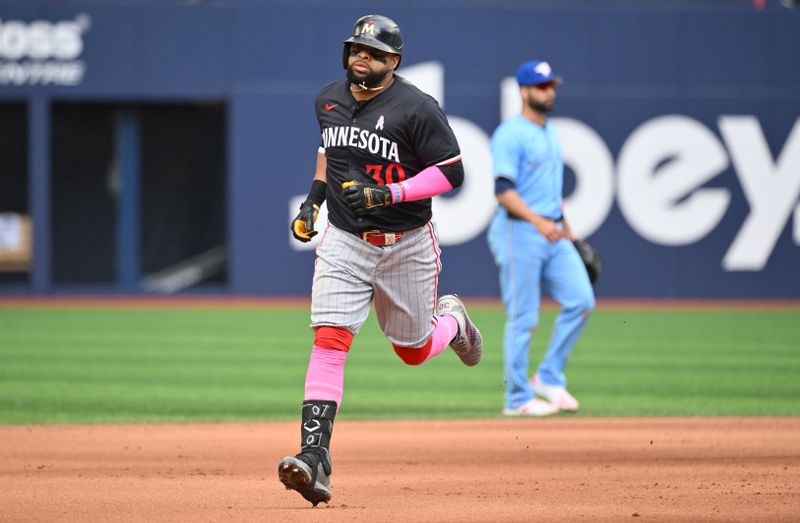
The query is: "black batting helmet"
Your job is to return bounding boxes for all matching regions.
[342,14,404,69]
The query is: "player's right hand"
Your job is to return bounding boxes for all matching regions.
[291,200,320,242]
[534,217,563,243]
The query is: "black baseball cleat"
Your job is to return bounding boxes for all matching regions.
[277,454,331,506]
[437,294,483,366]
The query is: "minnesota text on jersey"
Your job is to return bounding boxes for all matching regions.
[321,126,400,162]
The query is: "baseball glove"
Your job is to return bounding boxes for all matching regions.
[573,239,602,284]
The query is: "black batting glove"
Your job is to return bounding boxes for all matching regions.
[290,200,320,242]
[342,180,393,217]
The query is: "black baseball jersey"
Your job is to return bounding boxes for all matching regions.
[316,75,462,233]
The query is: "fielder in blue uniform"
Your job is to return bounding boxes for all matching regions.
[487,60,596,417]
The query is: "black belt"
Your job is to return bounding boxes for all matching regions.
[509,212,563,222]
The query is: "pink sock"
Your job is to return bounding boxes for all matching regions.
[304,345,348,408]
[423,315,459,362]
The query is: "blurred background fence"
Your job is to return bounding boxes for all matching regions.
[0,0,797,298]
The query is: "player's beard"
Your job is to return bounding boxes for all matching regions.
[347,66,390,89]
[527,97,554,114]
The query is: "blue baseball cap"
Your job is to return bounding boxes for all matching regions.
[516,60,563,86]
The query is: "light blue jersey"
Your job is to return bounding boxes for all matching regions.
[487,114,595,411]
[490,115,563,220]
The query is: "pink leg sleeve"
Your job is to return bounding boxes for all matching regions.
[424,315,458,361]
[304,345,348,408]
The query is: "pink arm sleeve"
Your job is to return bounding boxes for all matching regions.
[387,164,455,203]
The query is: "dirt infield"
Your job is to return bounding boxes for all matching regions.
[1,418,798,522]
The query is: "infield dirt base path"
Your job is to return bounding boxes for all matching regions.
[1,418,798,522]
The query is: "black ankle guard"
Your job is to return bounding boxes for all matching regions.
[300,400,337,475]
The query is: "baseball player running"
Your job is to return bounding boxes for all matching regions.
[487,60,596,417]
[278,14,483,506]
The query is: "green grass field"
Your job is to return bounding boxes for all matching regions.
[1,304,798,423]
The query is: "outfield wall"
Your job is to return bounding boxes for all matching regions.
[0,1,798,297]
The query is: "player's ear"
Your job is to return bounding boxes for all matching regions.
[389,54,401,71]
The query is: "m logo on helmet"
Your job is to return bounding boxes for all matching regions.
[356,21,376,36]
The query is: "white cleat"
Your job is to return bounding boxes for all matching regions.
[531,373,580,412]
[502,398,560,417]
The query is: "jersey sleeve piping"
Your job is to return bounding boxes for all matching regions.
[436,154,462,166]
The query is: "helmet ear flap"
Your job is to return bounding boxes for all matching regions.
[342,43,350,70]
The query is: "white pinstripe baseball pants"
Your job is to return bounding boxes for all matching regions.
[310,221,442,348]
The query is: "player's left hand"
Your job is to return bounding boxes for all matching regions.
[342,180,393,216]
[573,239,603,284]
